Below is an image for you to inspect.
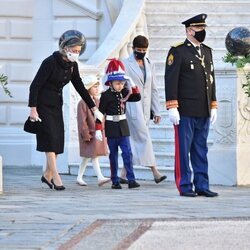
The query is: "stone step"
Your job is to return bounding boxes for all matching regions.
[152,138,175,152]
[82,141,175,164]
[146,0,250,13]
[154,85,165,98]
[154,151,175,166]
[149,47,227,61]
[149,35,229,50]
[149,124,174,139]
[69,162,175,181]
[151,135,214,150]
[148,24,249,37]
[146,12,250,25]
[156,75,165,88]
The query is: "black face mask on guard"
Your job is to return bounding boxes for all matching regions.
[193,29,206,43]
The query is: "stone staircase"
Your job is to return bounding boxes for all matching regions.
[70,0,250,181]
[145,0,250,180]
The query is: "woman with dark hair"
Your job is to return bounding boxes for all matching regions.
[121,35,167,184]
[28,30,103,190]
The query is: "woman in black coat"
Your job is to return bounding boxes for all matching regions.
[28,30,103,190]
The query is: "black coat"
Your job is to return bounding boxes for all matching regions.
[164,39,217,117]
[28,51,95,154]
[98,87,141,138]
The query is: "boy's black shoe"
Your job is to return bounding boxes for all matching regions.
[128,181,140,189]
[111,183,122,189]
[119,177,129,184]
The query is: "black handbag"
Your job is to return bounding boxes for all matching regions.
[23,117,41,134]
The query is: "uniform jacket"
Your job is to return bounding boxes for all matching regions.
[164,39,217,117]
[98,87,141,138]
[28,51,95,154]
[77,98,108,158]
[122,53,161,166]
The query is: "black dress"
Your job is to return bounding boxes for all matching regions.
[28,51,95,154]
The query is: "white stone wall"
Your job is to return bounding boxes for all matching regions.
[0,0,35,166]
[0,0,105,171]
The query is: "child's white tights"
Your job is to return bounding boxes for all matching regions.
[77,157,110,186]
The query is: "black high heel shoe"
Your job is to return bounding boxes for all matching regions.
[51,179,65,191]
[41,176,53,189]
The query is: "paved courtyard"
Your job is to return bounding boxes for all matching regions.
[0,166,250,249]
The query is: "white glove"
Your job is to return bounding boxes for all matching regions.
[126,76,136,88]
[93,109,104,121]
[210,108,217,125]
[168,108,180,125]
[95,130,103,141]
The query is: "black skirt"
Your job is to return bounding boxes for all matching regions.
[36,94,64,154]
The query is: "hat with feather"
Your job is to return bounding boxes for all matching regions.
[104,58,129,86]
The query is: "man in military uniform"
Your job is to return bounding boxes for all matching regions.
[164,14,218,197]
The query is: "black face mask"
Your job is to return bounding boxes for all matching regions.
[134,51,146,60]
[193,29,206,43]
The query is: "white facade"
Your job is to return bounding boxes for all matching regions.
[0,0,111,170]
[0,0,250,185]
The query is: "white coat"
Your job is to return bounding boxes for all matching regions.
[122,53,161,166]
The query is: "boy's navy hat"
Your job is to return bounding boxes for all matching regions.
[182,13,207,27]
[106,72,128,83]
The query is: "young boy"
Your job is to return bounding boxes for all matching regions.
[77,75,110,186]
[95,59,141,189]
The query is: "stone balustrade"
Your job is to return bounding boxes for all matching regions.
[66,0,147,169]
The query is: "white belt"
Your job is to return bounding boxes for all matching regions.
[106,114,126,122]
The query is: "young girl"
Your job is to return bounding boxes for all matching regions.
[77,75,110,186]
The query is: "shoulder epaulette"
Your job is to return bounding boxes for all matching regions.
[171,42,184,48]
[202,43,213,50]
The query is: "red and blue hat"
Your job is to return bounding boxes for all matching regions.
[104,58,129,86]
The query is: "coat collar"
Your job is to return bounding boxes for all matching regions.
[127,53,147,84]
[53,51,74,70]
[184,39,201,58]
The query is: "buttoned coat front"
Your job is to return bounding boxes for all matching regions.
[122,54,161,166]
[28,51,95,154]
[164,39,217,117]
[77,98,108,158]
[98,87,141,138]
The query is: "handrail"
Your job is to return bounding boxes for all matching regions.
[60,0,102,20]
[84,0,146,72]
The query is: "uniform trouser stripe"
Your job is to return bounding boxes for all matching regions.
[174,125,181,193]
